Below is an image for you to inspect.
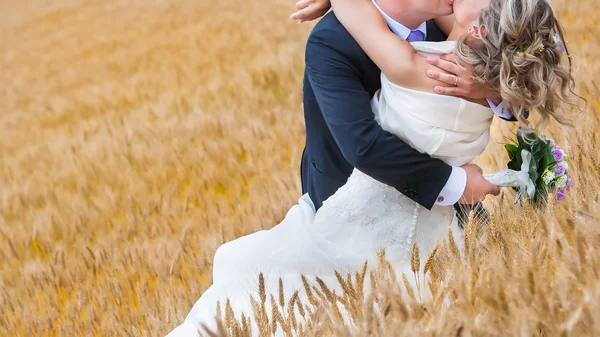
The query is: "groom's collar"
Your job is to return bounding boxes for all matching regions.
[371,0,427,39]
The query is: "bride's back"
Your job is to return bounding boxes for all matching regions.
[373,41,494,167]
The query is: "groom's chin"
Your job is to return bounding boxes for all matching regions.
[440,5,454,17]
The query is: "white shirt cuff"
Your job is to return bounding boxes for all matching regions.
[435,166,466,206]
[487,99,514,120]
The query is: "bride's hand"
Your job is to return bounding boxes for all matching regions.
[425,53,497,100]
[290,0,331,23]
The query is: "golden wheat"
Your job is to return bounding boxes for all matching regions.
[1,0,600,336]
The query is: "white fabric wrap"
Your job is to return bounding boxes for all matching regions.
[484,149,536,199]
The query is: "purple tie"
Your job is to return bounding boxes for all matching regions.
[406,30,426,42]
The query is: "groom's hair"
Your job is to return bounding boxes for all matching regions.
[455,0,585,132]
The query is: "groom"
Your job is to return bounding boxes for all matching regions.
[297,0,518,224]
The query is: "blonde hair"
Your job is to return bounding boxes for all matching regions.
[455,0,584,131]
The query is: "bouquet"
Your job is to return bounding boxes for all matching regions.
[484,128,572,206]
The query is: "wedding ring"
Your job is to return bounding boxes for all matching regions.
[454,76,460,86]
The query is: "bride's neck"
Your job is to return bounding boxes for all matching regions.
[447,23,468,41]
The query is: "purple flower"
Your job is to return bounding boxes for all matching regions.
[554,162,566,176]
[553,33,567,55]
[555,189,566,203]
[547,138,556,147]
[566,176,573,190]
[552,148,564,162]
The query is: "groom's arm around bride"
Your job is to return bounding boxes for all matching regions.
[299,11,500,214]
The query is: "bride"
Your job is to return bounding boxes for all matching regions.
[166,0,577,335]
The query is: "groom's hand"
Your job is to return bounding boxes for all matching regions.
[426,53,497,99]
[459,164,500,205]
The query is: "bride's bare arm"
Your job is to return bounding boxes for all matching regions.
[330,0,421,86]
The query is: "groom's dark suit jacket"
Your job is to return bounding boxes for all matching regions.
[301,12,452,211]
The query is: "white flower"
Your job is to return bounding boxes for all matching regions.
[555,175,568,189]
[542,169,556,184]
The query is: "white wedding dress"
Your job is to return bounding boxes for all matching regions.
[166,41,494,337]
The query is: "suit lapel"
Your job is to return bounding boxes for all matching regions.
[425,20,448,42]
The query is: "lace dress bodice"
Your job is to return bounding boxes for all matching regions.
[312,169,455,266]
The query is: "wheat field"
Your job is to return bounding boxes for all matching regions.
[0,0,599,336]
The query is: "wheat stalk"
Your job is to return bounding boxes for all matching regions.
[278,278,285,309]
[447,227,461,259]
[302,275,318,308]
[424,246,438,276]
[410,243,422,301]
[401,273,416,301]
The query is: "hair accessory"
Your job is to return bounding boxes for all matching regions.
[535,43,545,54]
[552,33,567,54]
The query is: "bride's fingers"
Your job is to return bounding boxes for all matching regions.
[290,6,316,22]
[290,0,312,22]
[291,0,330,22]
[295,0,311,10]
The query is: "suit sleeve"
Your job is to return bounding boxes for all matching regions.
[304,28,452,210]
